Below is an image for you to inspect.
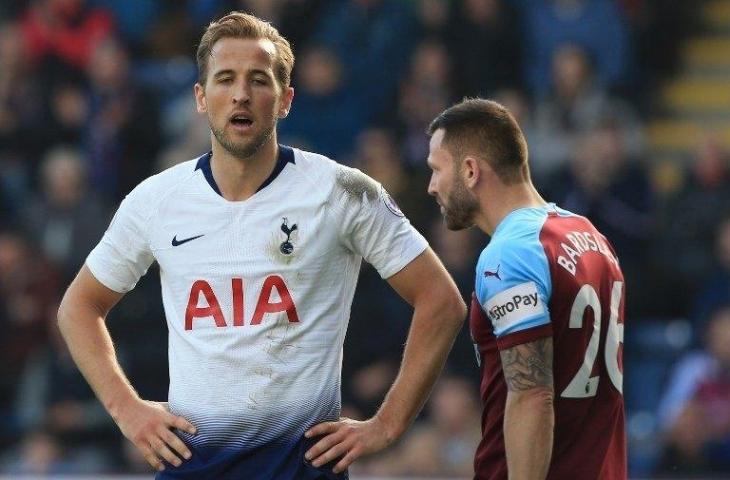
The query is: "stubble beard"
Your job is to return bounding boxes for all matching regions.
[211,121,275,160]
[443,178,479,231]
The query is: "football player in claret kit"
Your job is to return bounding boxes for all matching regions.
[57,11,466,480]
[427,98,627,480]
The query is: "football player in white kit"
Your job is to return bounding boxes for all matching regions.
[57,11,466,479]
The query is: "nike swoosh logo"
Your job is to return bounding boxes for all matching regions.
[172,234,205,247]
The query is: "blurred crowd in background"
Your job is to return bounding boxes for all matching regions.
[1,0,730,477]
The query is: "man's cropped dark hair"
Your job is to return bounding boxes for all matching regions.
[427,98,529,184]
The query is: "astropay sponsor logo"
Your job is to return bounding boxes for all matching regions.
[485,281,544,332]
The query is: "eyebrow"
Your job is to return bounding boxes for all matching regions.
[213,69,235,78]
[248,69,273,78]
[213,68,272,78]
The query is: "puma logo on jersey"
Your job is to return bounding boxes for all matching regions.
[484,265,501,280]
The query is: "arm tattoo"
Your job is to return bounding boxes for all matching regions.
[499,337,554,392]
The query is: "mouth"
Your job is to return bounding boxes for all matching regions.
[229,113,253,132]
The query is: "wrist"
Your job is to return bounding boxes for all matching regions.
[372,411,407,445]
[105,390,141,423]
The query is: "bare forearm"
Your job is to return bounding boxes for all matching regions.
[58,301,138,420]
[374,296,465,440]
[504,390,554,479]
[499,336,555,479]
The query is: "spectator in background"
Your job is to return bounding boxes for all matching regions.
[21,0,114,71]
[87,0,162,51]
[628,0,695,101]
[315,0,418,119]
[513,0,630,97]
[343,360,399,424]
[0,430,66,475]
[398,38,455,167]
[194,0,333,55]
[0,148,32,227]
[0,21,43,205]
[493,87,539,178]
[45,81,88,149]
[658,306,730,474]
[14,308,114,472]
[413,0,450,40]
[446,0,523,98]
[156,94,213,172]
[364,376,481,477]
[532,44,644,181]
[278,45,366,159]
[84,36,161,199]
[0,427,110,475]
[651,138,730,318]
[0,231,60,429]
[21,147,108,284]
[547,120,652,316]
[690,217,730,336]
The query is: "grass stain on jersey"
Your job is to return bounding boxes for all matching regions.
[335,166,379,202]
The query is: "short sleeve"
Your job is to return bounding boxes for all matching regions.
[86,184,155,293]
[335,167,428,278]
[475,238,553,350]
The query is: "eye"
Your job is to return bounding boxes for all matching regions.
[218,77,233,84]
[252,77,268,86]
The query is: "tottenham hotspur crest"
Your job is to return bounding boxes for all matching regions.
[279,217,298,255]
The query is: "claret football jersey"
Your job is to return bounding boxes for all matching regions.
[470,204,626,480]
[86,145,428,479]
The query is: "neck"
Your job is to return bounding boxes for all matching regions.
[210,136,278,201]
[473,181,547,236]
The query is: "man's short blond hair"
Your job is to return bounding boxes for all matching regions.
[196,11,294,89]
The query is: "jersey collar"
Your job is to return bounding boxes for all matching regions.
[194,144,296,197]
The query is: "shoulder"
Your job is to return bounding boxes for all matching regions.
[125,158,198,205]
[482,208,553,270]
[108,158,200,232]
[293,147,381,203]
[476,208,555,303]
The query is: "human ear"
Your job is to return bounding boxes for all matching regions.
[463,156,481,189]
[194,83,207,113]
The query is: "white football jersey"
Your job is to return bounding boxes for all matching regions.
[86,145,428,477]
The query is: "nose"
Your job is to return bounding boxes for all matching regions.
[427,174,437,197]
[232,81,251,104]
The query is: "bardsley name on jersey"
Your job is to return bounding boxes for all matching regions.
[557,229,619,276]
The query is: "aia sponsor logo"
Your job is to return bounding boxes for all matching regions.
[184,275,299,330]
